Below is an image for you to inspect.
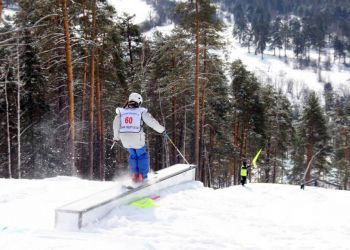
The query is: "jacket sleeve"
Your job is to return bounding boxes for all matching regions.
[113,109,121,140]
[142,111,165,133]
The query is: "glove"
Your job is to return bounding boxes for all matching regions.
[162,130,169,139]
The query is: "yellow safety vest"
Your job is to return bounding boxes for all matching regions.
[240,165,247,177]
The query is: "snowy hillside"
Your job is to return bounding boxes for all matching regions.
[108,0,350,103]
[1,177,350,250]
[4,0,349,100]
[220,19,350,103]
[108,0,155,24]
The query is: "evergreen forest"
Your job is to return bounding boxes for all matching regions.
[0,0,349,190]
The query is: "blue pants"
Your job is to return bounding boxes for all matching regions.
[128,146,149,179]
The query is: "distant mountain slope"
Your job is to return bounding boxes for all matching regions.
[221,18,350,102]
[110,0,349,105]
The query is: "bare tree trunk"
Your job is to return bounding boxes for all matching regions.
[199,35,207,183]
[305,142,314,182]
[96,53,101,179]
[242,122,249,157]
[100,105,105,180]
[16,33,21,178]
[79,0,89,175]
[265,141,271,182]
[127,22,133,66]
[159,92,170,169]
[238,121,247,183]
[284,43,287,57]
[62,0,76,175]
[0,0,3,21]
[343,128,349,190]
[171,53,177,165]
[95,51,105,180]
[208,126,214,187]
[232,116,239,185]
[272,148,277,183]
[183,106,187,162]
[302,147,323,187]
[99,51,105,180]
[88,0,97,179]
[5,70,12,178]
[194,0,200,177]
[318,47,321,66]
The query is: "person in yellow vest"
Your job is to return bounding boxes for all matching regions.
[240,160,251,186]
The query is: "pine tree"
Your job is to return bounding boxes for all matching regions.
[62,0,76,176]
[203,57,232,187]
[88,0,97,179]
[241,23,254,54]
[230,60,263,184]
[333,36,345,63]
[281,16,291,58]
[20,30,49,178]
[174,0,223,181]
[289,17,305,59]
[118,13,143,89]
[312,13,328,65]
[324,82,334,113]
[260,86,293,183]
[298,92,329,182]
[270,16,283,57]
[251,6,271,59]
[336,97,350,190]
[11,0,131,179]
[233,4,247,43]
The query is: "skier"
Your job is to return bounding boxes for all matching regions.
[113,93,166,183]
[240,160,251,186]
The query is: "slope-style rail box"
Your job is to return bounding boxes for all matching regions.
[55,164,196,230]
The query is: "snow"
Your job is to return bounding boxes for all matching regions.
[1,2,350,248]
[132,3,350,104]
[243,21,345,100]
[1,177,350,250]
[3,9,16,18]
[1,8,17,26]
[219,18,350,102]
[107,0,155,24]
[143,23,175,39]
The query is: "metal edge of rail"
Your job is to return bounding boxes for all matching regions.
[56,164,197,214]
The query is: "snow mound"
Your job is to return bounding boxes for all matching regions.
[1,178,349,250]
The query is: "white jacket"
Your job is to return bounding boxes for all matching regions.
[113,107,165,149]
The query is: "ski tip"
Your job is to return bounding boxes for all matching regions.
[150,195,160,200]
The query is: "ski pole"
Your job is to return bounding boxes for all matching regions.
[110,141,116,150]
[164,133,190,165]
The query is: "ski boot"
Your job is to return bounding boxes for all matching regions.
[138,173,143,183]
[132,173,137,183]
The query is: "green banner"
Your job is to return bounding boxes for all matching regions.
[252,148,262,166]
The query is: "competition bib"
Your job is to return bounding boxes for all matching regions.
[118,108,145,133]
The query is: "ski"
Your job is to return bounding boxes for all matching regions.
[122,181,150,190]
[122,184,136,190]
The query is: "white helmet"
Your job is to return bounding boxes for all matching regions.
[128,92,143,105]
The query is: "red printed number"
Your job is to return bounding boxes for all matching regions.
[124,117,133,124]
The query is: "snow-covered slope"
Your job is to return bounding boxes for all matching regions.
[108,0,155,24]
[1,177,350,250]
[220,20,350,102]
[109,0,350,103]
